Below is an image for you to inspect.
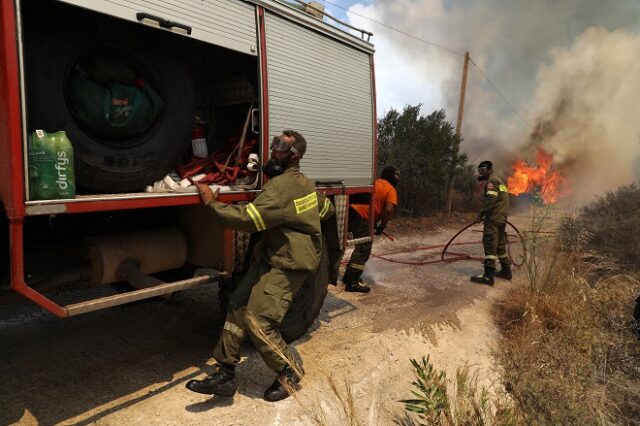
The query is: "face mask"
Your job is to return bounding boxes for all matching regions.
[262,159,282,178]
[381,168,399,187]
[477,167,489,181]
[262,155,290,178]
[387,175,399,187]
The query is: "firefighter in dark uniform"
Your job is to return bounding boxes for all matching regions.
[187,130,334,402]
[471,160,511,285]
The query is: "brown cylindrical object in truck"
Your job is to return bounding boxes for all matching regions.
[88,227,188,285]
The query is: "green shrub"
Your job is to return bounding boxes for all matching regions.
[561,182,640,267]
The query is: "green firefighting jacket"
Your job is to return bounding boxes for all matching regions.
[207,165,334,271]
[480,175,509,223]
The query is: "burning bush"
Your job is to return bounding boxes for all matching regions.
[507,148,570,205]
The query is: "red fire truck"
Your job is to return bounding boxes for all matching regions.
[0,0,377,341]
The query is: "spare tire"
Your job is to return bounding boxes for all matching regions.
[25,20,195,192]
[281,239,330,343]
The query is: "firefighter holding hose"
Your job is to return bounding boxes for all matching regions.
[471,160,511,285]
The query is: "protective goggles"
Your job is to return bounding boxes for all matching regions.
[270,136,300,154]
[477,166,489,173]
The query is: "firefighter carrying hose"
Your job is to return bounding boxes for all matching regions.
[471,160,512,286]
[188,130,334,402]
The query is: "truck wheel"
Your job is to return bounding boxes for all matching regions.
[24,21,194,193]
[281,240,330,343]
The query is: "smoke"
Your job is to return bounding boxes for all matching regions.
[520,27,640,202]
[343,0,640,200]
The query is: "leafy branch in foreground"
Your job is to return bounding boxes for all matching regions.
[400,355,519,426]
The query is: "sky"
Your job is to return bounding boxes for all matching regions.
[314,0,640,202]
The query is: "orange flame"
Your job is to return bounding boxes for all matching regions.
[507,148,570,204]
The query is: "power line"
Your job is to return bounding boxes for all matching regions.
[469,58,532,131]
[320,0,465,57]
[320,0,531,131]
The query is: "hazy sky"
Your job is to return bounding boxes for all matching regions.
[317,0,640,200]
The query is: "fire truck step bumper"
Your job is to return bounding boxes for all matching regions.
[66,273,221,316]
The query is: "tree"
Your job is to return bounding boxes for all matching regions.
[377,105,467,216]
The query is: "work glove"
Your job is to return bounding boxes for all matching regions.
[374,223,385,235]
[477,213,485,223]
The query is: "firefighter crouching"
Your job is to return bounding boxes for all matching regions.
[189,130,334,402]
[342,166,399,292]
[471,160,512,286]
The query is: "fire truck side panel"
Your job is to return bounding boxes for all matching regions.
[264,11,375,187]
[54,0,259,56]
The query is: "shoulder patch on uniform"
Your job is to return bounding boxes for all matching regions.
[294,192,318,214]
[487,182,496,190]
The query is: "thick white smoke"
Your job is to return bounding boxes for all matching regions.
[522,27,640,202]
[342,0,640,201]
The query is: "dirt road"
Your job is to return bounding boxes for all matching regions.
[0,219,519,425]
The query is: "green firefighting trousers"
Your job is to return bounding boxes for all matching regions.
[213,259,309,373]
[482,220,508,269]
[344,207,372,283]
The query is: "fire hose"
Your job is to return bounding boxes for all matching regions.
[177,102,258,186]
[349,220,525,267]
[440,220,525,267]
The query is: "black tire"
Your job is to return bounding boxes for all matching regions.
[281,240,330,343]
[24,15,195,192]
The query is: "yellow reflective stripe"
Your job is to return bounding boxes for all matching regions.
[246,203,266,231]
[350,263,365,270]
[224,321,245,338]
[486,190,498,196]
[320,198,331,218]
[498,185,508,192]
[294,192,318,214]
[498,254,509,259]
[485,255,497,260]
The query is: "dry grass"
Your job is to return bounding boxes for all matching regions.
[246,313,304,380]
[493,197,640,425]
[246,313,370,425]
[295,374,369,426]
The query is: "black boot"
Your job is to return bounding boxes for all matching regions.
[185,364,237,397]
[341,266,356,286]
[342,266,371,293]
[470,265,495,286]
[345,280,371,293]
[495,260,512,280]
[263,365,302,402]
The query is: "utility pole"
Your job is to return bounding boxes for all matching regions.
[446,51,470,220]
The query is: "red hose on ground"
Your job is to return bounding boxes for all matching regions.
[342,220,525,267]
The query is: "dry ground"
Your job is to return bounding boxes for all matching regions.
[0,216,528,425]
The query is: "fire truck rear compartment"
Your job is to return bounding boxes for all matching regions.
[21,0,260,195]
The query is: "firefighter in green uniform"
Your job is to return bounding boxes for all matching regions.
[471,160,511,285]
[187,130,334,402]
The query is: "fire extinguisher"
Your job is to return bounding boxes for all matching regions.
[191,118,208,158]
